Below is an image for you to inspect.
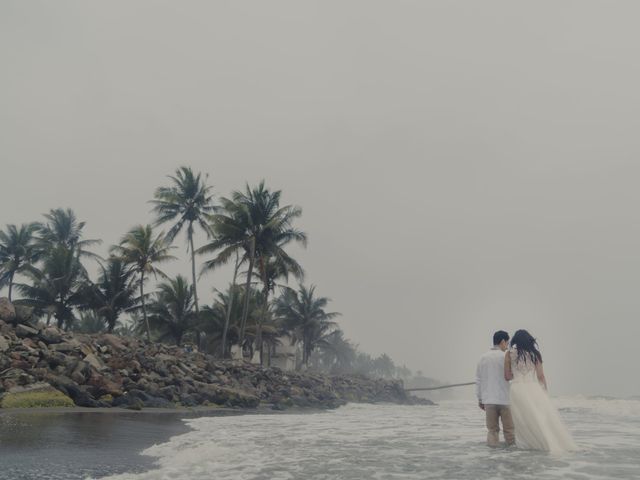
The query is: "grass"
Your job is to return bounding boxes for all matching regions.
[0,389,75,408]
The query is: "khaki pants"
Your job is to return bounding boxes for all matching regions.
[485,404,515,447]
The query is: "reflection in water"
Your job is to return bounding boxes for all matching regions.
[0,411,191,480]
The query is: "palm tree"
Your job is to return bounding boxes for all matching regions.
[254,254,304,364]
[114,318,140,337]
[16,245,87,329]
[0,223,40,301]
[198,181,307,353]
[36,208,101,261]
[312,329,357,373]
[80,256,139,332]
[147,275,197,345]
[274,284,340,369]
[372,353,396,379]
[205,251,242,358]
[199,284,261,356]
[151,167,215,316]
[73,311,106,334]
[111,225,175,341]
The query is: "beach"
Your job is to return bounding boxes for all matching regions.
[0,407,252,480]
[2,397,639,480]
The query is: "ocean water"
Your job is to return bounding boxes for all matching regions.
[97,397,640,480]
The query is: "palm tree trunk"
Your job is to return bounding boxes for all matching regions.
[140,271,151,342]
[258,290,269,366]
[189,224,199,314]
[188,224,202,350]
[7,271,14,302]
[238,237,255,352]
[255,256,268,366]
[221,252,240,358]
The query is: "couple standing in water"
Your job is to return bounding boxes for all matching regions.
[476,329,577,453]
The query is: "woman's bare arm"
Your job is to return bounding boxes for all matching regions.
[504,351,513,381]
[535,361,547,390]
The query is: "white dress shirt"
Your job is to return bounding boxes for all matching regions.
[476,346,510,405]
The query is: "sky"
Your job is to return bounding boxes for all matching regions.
[2,1,640,397]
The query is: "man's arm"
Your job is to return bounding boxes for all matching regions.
[476,359,484,410]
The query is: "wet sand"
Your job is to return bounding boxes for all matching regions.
[0,407,259,480]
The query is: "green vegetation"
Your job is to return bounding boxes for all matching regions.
[0,167,410,377]
[0,386,74,408]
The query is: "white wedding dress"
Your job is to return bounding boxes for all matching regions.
[509,348,577,453]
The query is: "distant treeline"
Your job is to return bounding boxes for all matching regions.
[0,167,413,378]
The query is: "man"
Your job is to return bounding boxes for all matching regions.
[476,330,515,447]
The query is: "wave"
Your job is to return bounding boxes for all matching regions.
[95,400,640,480]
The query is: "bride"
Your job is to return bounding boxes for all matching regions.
[504,329,577,453]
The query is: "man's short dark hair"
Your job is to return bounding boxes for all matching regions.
[493,330,509,345]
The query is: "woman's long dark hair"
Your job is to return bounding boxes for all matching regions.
[510,329,542,364]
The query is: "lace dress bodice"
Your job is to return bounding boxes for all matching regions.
[509,348,538,383]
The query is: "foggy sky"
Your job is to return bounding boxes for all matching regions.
[2,1,640,397]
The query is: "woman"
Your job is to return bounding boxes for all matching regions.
[504,329,577,453]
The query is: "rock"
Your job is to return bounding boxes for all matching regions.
[0,336,9,352]
[1,368,34,387]
[113,389,172,409]
[45,374,100,407]
[43,350,69,368]
[100,334,126,351]
[0,382,74,408]
[21,337,38,350]
[15,324,38,338]
[0,298,16,323]
[14,305,35,324]
[83,353,106,371]
[87,372,123,397]
[39,327,63,344]
[49,342,77,353]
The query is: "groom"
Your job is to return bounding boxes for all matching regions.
[476,330,515,447]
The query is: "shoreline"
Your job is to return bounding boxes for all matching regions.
[0,401,347,480]
[0,402,332,416]
[1,317,432,412]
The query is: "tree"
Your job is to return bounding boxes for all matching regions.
[311,329,357,373]
[254,254,304,364]
[0,223,40,301]
[274,284,340,368]
[16,245,87,329]
[199,181,306,353]
[151,166,215,317]
[73,311,106,334]
[111,225,175,341]
[36,208,101,261]
[147,275,197,345]
[199,284,262,356]
[372,353,396,378]
[80,256,139,332]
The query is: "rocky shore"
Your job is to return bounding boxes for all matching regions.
[0,299,431,410]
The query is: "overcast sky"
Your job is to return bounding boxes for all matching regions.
[2,1,640,397]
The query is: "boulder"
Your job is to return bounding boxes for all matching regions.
[87,372,123,397]
[113,389,172,409]
[0,335,9,352]
[0,298,16,323]
[1,368,34,387]
[14,305,35,325]
[100,333,126,351]
[39,327,63,344]
[45,374,100,407]
[83,353,107,371]
[49,342,77,353]
[15,324,38,338]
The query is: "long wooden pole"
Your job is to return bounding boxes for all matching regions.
[404,382,475,392]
